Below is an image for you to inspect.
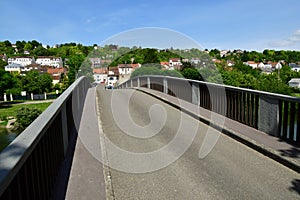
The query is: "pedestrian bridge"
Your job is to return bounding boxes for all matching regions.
[0,76,300,199]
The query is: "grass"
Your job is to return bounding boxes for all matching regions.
[291,93,300,98]
[0,102,52,122]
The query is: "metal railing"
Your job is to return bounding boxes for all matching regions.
[118,75,300,145]
[0,77,91,199]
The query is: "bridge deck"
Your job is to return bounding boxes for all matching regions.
[63,87,300,199]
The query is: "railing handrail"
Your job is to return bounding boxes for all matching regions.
[126,75,300,102]
[0,77,90,196]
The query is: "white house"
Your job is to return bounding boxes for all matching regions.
[89,58,101,68]
[169,58,182,67]
[93,68,108,84]
[289,78,300,89]
[190,58,201,65]
[245,61,259,69]
[289,63,300,72]
[5,63,24,73]
[118,63,141,75]
[36,56,63,68]
[8,56,34,67]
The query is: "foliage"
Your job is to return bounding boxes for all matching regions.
[181,68,203,81]
[0,60,8,68]
[21,70,53,93]
[0,102,51,120]
[14,107,42,130]
[0,68,14,95]
[66,54,85,85]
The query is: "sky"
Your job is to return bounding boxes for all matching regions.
[1,0,300,51]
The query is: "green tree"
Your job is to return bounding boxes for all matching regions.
[0,68,14,95]
[21,70,53,94]
[131,66,162,78]
[66,54,85,85]
[181,68,203,81]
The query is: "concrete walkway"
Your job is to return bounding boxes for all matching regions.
[65,87,106,200]
[136,87,300,173]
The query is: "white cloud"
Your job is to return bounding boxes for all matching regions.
[269,29,300,48]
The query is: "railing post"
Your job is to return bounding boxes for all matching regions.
[258,95,279,136]
[192,82,200,105]
[61,103,68,156]
[137,77,140,87]
[163,78,168,94]
[147,77,151,89]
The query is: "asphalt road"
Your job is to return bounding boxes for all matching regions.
[97,88,300,200]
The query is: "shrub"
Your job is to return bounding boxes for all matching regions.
[14,107,42,130]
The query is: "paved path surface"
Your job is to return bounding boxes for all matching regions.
[96,88,300,199]
[65,88,106,200]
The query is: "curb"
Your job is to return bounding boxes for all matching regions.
[135,88,300,173]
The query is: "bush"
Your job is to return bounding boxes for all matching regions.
[14,107,42,130]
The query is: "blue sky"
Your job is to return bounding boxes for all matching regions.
[1,0,300,51]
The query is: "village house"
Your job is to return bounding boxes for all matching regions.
[289,63,300,72]
[8,56,35,67]
[47,68,66,85]
[0,54,7,62]
[89,58,101,68]
[93,68,108,84]
[289,78,300,89]
[244,61,259,69]
[36,56,63,68]
[4,63,24,73]
[160,62,170,70]
[169,58,182,70]
[118,63,141,75]
[190,58,201,65]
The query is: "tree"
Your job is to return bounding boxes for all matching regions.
[131,66,162,78]
[21,70,53,94]
[24,43,33,51]
[0,68,14,95]
[181,68,203,81]
[0,60,7,69]
[66,54,85,85]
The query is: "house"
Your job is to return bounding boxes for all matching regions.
[288,78,300,89]
[258,62,265,69]
[89,58,101,68]
[169,58,182,67]
[182,58,189,63]
[289,63,300,72]
[220,50,229,57]
[118,63,141,75]
[47,68,66,85]
[36,56,63,68]
[244,61,259,69]
[160,62,170,69]
[5,63,24,73]
[227,60,235,67]
[108,66,119,76]
[0,54,7,62]
[212,58,222,64]
[190,58,201,65]
[93,68,108,84]
[8,56,35,67]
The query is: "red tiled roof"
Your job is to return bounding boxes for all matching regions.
[161,62,169,66]
[47,68,65,74]
[169,58,180,62]
[93,68,108,74]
